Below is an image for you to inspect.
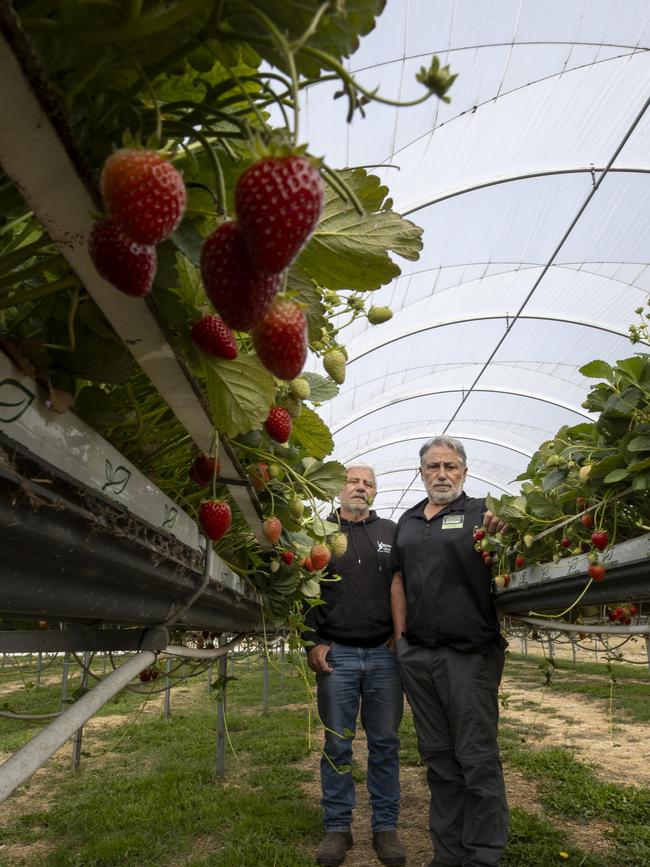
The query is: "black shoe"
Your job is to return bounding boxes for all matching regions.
[316,831,353,867]
[372,830,406,866]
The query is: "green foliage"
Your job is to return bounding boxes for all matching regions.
[0,0,455,619]
[295,168,424,291]
[486,351,650,575]
[290,406,334,459]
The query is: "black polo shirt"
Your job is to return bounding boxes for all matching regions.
[391,492,502,652]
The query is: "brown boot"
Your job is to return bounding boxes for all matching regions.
[316,831,353,867]
[372,830,406,866]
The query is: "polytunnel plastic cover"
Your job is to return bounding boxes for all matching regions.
[301,0,650,517]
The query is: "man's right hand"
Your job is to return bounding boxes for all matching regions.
[307,643,333,674]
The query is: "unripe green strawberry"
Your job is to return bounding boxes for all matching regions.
[290,377,311,400]
[368,305,393,325]
[288,496,305,520]
[323,349,346,385]
[348,295,364,311]
[329,532,348,557]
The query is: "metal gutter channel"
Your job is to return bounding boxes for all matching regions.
[0,492,263,632]
[0,18,266,543]
[495,561,650,616]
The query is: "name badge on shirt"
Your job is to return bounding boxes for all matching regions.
[442,514,464,529]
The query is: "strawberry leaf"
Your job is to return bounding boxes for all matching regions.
[295,169,423,291]
[300,459,347,502]
[300,372,339,403]
[291,406,333,460]
[64,335,133,384]
[203,354,275,438]
[628,435,650,452]
[220,0,386,79]
[579,360,614,382]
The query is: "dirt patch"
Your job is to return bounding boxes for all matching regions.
[501,667,650,787]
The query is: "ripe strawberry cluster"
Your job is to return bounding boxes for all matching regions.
[90,149,325,550]
[608,603,638,625]
[89,149,187,297]
[198,155,323,381]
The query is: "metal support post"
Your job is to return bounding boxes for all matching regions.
[71,652,91,771]
[215,640,227,779]
[163,657,172,721]
[262,652,270,714]
[60,652,70,710]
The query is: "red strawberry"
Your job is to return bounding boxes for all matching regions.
[560,537,571,548]
[591,530,609,551]
[252,298,307,380]
[482,552,493,566]
[199,500,232,540]
[310,543,331,571]
[265,406,292,442]
[189,454,219,487]
[302,556,314,572]
[280,550,295,565]
[580,513,594,528]
[588,563,606,582]
[200,221,281,330]
[473,528,486,541]
[100,149,186,244]
[191,315,237,359]
[514,555,526,570]
[263,516,283,545]
[88,218,156,297]
[139,669,152,683]
[235,155,324,273]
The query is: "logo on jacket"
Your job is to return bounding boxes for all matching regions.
[377,541,392,554]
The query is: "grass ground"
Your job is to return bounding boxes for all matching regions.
[0,649,648,866]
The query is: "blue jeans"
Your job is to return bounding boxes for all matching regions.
[316,642,403,832]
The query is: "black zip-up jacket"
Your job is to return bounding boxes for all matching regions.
[302,510,396,647]
[391,493,505,652]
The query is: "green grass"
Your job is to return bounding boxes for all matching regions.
[1,652,649,865]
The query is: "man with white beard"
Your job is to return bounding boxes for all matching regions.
[391,436,509,867]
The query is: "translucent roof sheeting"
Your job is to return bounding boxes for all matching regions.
[303,0,650,518]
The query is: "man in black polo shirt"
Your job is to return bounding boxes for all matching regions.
[391,436,508,867]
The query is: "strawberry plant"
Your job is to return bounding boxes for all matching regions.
[487,342,650,627]
[0,0,457,625]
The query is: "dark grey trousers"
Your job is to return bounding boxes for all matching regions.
[397,639,509,867]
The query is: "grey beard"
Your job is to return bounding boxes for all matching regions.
[343,500,369,516]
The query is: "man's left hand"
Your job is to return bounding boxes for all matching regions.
[483,510,509,536]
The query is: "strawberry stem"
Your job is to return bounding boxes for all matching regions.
[235,2,300,144]
[171,123,227,217]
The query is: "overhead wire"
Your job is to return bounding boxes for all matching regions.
[388,89,650,520]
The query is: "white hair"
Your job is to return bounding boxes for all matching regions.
[344,461,376,485]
